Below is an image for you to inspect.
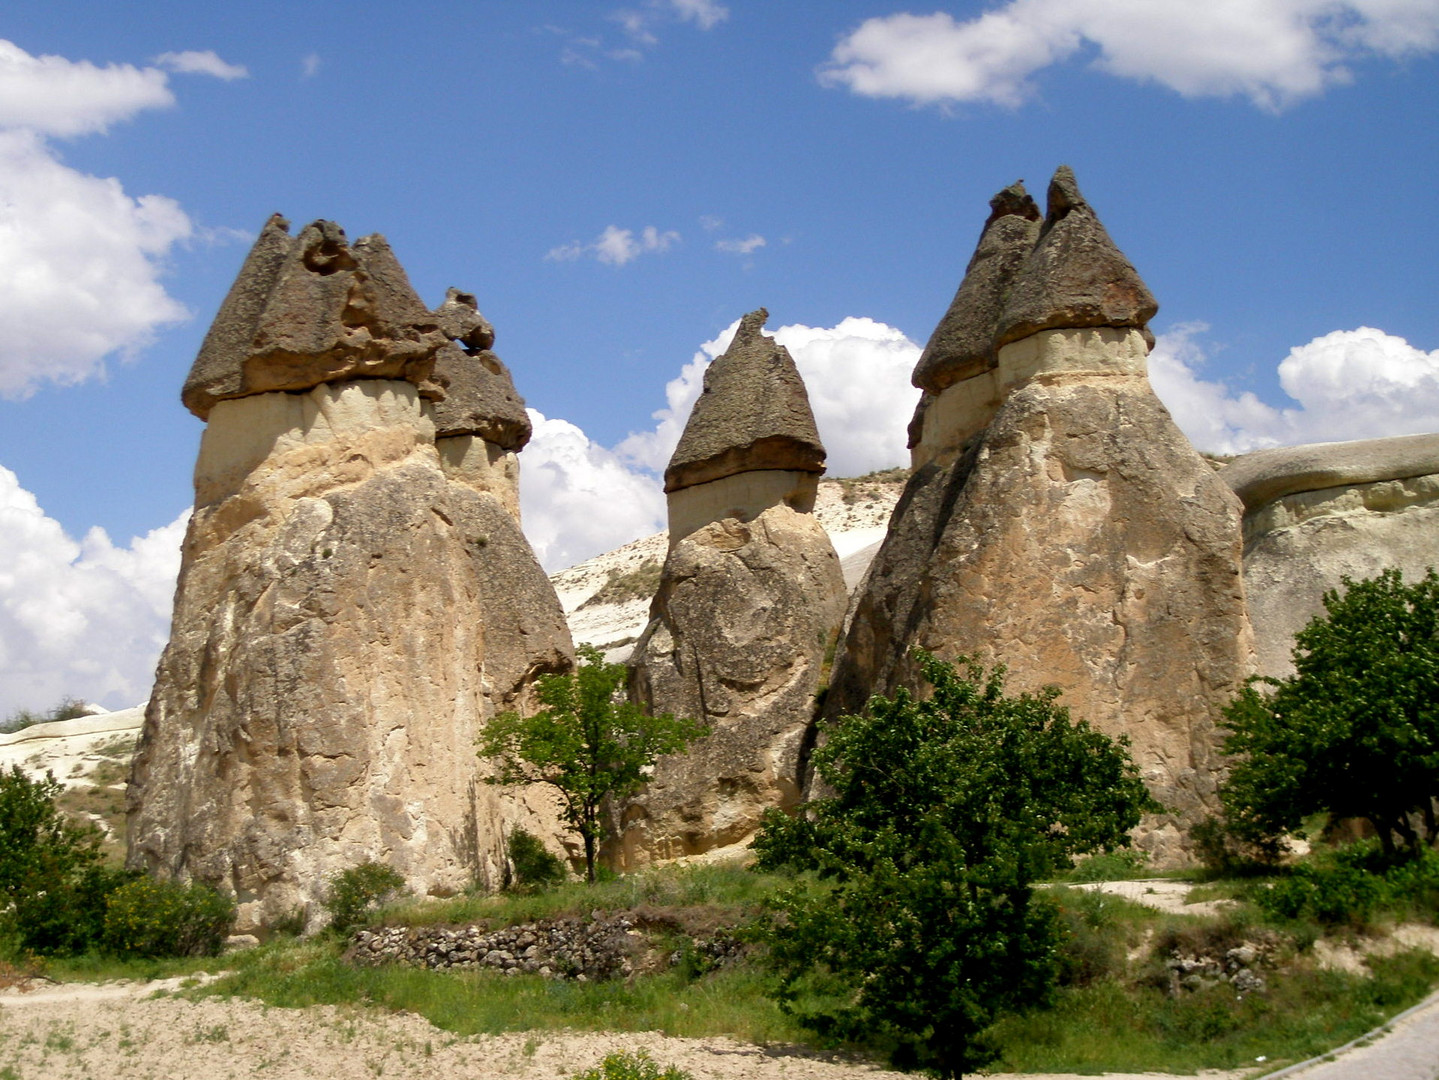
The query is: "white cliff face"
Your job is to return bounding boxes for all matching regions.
[1224,434,1439,679]
[131,381,572,932]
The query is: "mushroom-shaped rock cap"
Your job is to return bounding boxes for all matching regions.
[912,181,1041,393]
[664,309,826,493]
[430,343,532,450]
[995,166,1157,350]
[181,216,449,419]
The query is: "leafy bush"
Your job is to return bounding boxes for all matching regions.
[101,876,234,957]
[752,651,1157,1079]
[507,828,565,891]
[325,862,406,933]
[573,1051,691,1080]
[1248,842,1439,927]
[480,644,709,883]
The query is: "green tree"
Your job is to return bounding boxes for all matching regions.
[1220,568,1439,859]
[0,766,110,955]
[478,644,709,883]
[752,651,1155,1079]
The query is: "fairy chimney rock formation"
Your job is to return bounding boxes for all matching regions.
[623,311,846,868]
[130,217,573,932]
[664,309,827,544]
[831,168,1253,864]
[1225,432,1439,678]
[430,288,532,521]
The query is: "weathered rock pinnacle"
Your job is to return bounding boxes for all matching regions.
[428,289,530,450]
[181,217,450,419]
[829,170,1251,866]
[663,309,826,493]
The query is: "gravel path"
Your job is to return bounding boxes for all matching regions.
[0,978,1251,1080]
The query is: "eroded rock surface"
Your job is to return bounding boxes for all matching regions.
[664,309,825,494]
[1227,434,1439,678]
[132,220,572,931]
[623,507,845,866]
[625,313,845,866]
[829,169,1252,863]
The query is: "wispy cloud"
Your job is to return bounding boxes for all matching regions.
[552,0,728,66]
[547,224,681,267]
[821,1,1439,113]
[716,234,766,255]
[301,52,322,78]
[153,50,248,81]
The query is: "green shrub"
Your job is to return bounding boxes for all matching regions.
[1249,842,1439,927]
[102,876,235,957]
[325,862,406,933]
[507,828,565,891]
[0,697,90,735]
[14,865,138,957]
[573,1051,691,1080]
[0,766,108,956]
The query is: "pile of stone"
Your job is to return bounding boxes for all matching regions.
[350,915,641,980]
[1165,939,1274,996]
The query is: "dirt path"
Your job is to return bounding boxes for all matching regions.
[0,978,1250,1080]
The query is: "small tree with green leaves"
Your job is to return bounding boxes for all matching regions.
[752,651,1156,1078]
[479,644,709,883]
[1220,567,1439,860]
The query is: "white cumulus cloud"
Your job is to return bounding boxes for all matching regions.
[1150,323,1439,453]
[0,465,187,717]
[0,39,173,136]
[546,224,680,267]
[153,50,248,80]
[821,0,1439,111]
[0,39,246,399]
[520,411,668,571]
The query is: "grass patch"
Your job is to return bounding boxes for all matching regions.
[378,861,786,930]
[991,949,1439,1075]
[205,936,810,1047]
[579,560,663,610]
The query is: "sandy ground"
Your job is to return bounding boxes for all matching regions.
[0,978,1249,1080]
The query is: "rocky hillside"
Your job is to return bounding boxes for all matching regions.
[549,470,906,659]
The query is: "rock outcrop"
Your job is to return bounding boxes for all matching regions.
[1225,432,1439,678]
[622,311,846,867]
[664,309,827,544]
[829,170,1253,863]
[129,217,572,932]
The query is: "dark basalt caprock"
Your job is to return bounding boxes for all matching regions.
[995,165,1158,349]
[182,217,449,419]
[663,308,826,493]
[911,182,1041,393]
[428,289,531,451]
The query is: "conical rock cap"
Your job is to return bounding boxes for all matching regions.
[912,182,1041,393]
[996,166,1157,349]
[182,217,449,418]
[664,309,825,493]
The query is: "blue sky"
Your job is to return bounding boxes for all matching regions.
[1,1,1437,714]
